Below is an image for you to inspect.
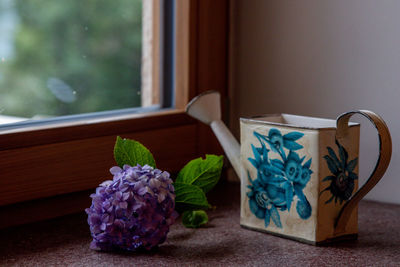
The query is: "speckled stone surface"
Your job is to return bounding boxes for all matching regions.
[1,183,400,267]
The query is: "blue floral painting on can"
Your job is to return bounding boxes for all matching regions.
[320,140,358,204]
[247,129,313,228]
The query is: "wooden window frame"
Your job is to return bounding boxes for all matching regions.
[0,0,229,228]
[142,0,160,107]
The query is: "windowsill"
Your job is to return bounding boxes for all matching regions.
[1,181,400,266]
[0,107,178,137]
[0,108,197,207]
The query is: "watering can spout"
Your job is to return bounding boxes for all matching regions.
[186,91,241,178]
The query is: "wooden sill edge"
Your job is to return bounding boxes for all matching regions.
[0,108,186,135]
[0,176,240,230]
[0,108,193,150]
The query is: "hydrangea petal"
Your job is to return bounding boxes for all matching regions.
[110,166,122,175]
[86,164,176,251]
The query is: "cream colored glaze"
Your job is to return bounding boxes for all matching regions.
[240,119,360,243]
[240,120,319,242]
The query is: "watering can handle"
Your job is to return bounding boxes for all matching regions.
[334,110,392,234]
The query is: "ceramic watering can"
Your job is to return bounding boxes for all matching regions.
[186,91,392,245]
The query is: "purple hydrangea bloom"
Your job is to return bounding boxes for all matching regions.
[85,164,178,251]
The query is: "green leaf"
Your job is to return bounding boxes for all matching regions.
[113,136,156,168]
[182,210,208,228]
[176,154,223,194]
[173,182,210,212]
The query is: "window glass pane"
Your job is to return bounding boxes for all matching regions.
[0,0,143,123]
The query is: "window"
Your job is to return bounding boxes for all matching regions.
[0,0,229,228]
[0,0,147,125]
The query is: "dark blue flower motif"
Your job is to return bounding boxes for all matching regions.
[247,129,313,228]
[320,140,358,204]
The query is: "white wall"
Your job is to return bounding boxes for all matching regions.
[232,0,400,204]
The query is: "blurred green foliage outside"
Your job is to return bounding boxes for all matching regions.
[0,0,142,119]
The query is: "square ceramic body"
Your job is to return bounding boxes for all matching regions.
[240,114,360,244]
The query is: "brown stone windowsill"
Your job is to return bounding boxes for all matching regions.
[1,182,400,266]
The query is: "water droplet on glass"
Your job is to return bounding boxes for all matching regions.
[137,91,141,95]
[1,57,5,62]
[84,26,88,31]
[47,77,77,103]
[82,55,87,59]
